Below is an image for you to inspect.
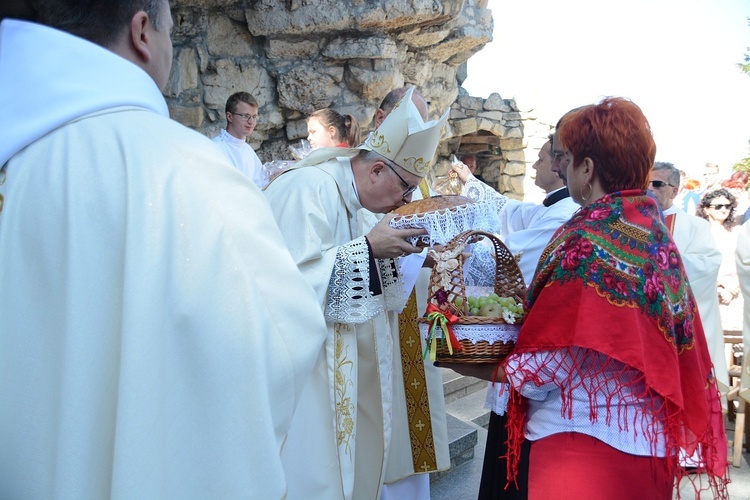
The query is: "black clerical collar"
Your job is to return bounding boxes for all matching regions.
[543,187,570,207]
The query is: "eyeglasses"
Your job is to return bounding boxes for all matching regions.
[648,180,674,189]
[385,162,418,197]
[230,112,258,123]
[708,203,732,210]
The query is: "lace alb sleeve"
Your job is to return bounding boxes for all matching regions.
[378,258,409,313]
[325,236,385,324]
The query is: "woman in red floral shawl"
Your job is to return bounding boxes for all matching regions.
[496,97,727,499]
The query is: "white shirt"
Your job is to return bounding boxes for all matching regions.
[212,128,265,188]
[506,348,667,457]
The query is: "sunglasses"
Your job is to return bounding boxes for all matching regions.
[648,180,674,189]
[708,203,732,210]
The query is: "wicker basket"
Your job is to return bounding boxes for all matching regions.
[418,230,526,363]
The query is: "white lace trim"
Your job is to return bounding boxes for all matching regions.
[325,236,385,324]
[463,243,498,288]
[484,381,511,416]
[462,176,507,205]
[418,322,520,344]
[389,198,505,247]
[378,258,408,312]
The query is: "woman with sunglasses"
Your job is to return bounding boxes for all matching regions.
[697,188,744,333]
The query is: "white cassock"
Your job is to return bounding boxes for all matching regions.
[212,128,266,188]
[0,19,327,499]
[735,220,750,401]
[265,158,407,499]
[664,206,729,393]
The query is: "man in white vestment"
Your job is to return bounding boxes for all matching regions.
[736,220,750,402]
[0,2,328,498]
[264,87,449,499]
[452,134,579,499]
[212,91,266,188]
[649,162,728,393]
[367,87,450,500]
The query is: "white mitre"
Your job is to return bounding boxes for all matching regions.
[361,86,449,178]
[294,86,449,177]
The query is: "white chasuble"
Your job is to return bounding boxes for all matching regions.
[664,207,729,393]
[265,158,403,499]
[734,220,750,402]
[0,20,329,499]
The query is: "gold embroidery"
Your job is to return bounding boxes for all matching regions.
[403,156,430,175]
[334,323,355,457]
[610,218,650,242]
[398,291,438,472]
[368,131,391,154]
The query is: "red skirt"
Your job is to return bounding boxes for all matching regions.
[529,432,672,500]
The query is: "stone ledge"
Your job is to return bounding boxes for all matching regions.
[430,414,477,482]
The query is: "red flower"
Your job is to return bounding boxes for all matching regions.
[588,206,612,220]
[559,234,594,271]
[643,274,665,303]
[655,246,669,270]
[667,242,680,269]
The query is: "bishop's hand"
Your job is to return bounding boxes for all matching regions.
[366,214,426,259]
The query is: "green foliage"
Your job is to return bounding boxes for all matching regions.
[742,18,750,76]
[734,156,750,175]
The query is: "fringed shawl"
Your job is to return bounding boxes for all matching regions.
[504,190,728,498]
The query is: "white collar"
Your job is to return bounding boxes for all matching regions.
[544,186,567,199]
[0,19,169,166]
[219,128,247,145]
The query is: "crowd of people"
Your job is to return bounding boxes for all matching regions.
[0,1,745,500]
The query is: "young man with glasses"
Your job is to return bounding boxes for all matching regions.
[212,91,265,187]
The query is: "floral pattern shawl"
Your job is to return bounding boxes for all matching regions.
[504,190,728,498]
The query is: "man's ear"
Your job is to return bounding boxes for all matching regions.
[129,11,153,63]
[373,109,386,129]
[370,161,386,183]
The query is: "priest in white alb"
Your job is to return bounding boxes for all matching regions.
[649,162,728,393]
[0,3,328,497]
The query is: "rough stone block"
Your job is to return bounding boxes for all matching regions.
[322,36,399,60]
[169,104,204,128]
[504,160,526,176]
[165,47,199,98]
[207,14,255,57]
[477,110,504,121]
[453,118,478,136]
[500,137,524,150]
[266,39,320,60]
[483,93,510,111]
[504,149,526,163]
[285,119,308,141]
[276,66,339,114]
[457,94,484,111]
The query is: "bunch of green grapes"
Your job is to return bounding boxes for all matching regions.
[455,293,524,318]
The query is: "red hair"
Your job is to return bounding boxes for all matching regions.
[722,171,749,190]
[558,97,656,193]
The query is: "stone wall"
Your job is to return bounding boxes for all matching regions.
[166,0,550,198]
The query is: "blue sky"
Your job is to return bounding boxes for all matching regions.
[463,0,750,178]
